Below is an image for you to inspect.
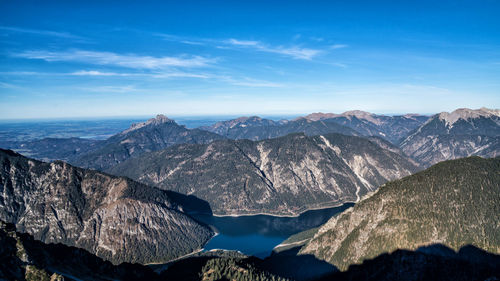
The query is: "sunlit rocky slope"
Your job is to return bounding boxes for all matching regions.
[299,156,500,271]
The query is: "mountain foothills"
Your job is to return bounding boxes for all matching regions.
[7,137,103,163]
[108,133,419,216]
[0,149,213,265]
[400,107,500,167]
[299,157,500,271]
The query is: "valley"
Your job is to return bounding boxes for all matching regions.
[2,2,499,279]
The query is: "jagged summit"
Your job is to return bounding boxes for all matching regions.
[121,114,174,134]
[438,107,500,127]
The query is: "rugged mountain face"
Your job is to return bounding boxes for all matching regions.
[108,133,419,216]
[400,108,500,167]
[0,149,213,265]
[301,111,429,144]
[0,220,159,281]
[299,157,500,271]
[72,114,224,170]
[7,137,104,162]
[200,116,359,141]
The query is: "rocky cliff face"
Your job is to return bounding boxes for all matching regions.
[72,114,224,170]
[0,149,213,265]
[299,157,500,271]
[108,133,419,216]
[400,108,500,167]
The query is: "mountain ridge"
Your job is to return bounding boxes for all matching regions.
[0,148,214,265]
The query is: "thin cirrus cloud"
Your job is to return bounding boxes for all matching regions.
[225,39,323,60]
[0,26,87,40]
[224,77,285,88]
[330,44,348,50]
[155,33,335,60]
[81,85,138,93]
[71,70,280,87]
[70,70,210,79]
[13,50,216,69]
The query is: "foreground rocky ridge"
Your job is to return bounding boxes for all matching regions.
[0,220,158,281]
[299,157,500,271]
[108,133,419,216]
[0,149,213,265]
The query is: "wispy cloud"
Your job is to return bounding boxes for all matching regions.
[71,70,210,79]
[13,50,216,69]
[82,85,138,93]
[219,76,284,88]
[330,44,348,50]
[0,82,21,89]
[154,33,207,46]
[154,33,339,60]
[71,70,125,76]
[226,39,323,60]
[0,26,86,40]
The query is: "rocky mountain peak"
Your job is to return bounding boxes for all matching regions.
[302,110,382,124]
[341,110,382,125]
[438,107,500,127]
[301,112,339,121]
[402,113,424,119]
[121,114,174,134]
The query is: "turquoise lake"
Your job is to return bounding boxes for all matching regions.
[191,203,354,258]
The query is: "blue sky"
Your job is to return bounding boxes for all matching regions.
[1,0,499,119]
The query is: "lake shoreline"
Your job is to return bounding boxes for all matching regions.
[209,200,356,218]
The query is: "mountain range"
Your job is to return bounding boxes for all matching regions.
[6,108,499,171]
[200,116,360,141]
[298,111,430,144]
[400,107,500,167]
[1,107,499,280]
